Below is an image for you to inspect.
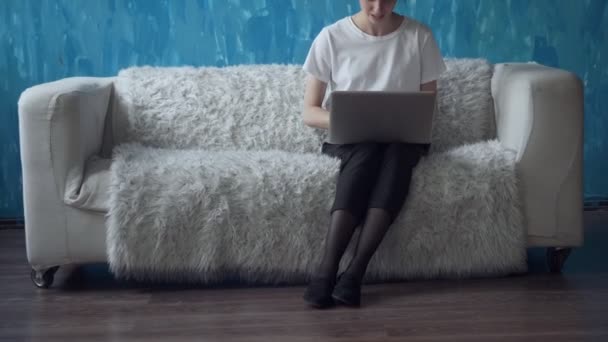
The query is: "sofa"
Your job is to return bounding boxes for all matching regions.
[18,59,584,288]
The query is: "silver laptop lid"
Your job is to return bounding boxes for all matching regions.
[328,91,436,145]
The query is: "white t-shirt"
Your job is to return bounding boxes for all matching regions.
[303,15,447,110]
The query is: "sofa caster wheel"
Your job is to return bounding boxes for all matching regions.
[31,266,60,289]
[546,248,572,273]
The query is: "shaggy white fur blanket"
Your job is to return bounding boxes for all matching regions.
[106,60,526,284]
[107,141,526,284]
[113,59,495,153]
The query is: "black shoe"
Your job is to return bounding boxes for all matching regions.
[303,276,336,309]
[332,273,362,307]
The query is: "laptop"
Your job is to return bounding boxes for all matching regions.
[328,91,437,145]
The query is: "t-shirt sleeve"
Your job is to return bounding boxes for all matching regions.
[303,28,331,83]
[420,30,447,84]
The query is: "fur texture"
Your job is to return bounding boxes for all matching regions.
[107,141,526,284]
[114,64,327,153]
[431,59,496,152]
[106,59,525,284]
[114,59,495,153]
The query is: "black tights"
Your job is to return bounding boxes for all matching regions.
[317,208,392,281]
[315,142,426,281]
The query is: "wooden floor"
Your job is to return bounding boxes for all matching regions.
[1,212,607,341]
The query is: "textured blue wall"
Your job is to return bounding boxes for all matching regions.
[1,0,607,218]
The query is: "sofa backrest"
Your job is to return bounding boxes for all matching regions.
[112,59,495,153]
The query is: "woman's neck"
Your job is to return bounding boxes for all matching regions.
[352,11,403,36]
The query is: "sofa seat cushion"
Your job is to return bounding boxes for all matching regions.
[106,141,526,284]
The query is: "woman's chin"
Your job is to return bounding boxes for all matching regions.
[369,14,386,23]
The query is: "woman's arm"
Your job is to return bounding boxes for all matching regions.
[302,75,330,130]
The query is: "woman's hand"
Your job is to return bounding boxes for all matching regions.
[302,75,330,129]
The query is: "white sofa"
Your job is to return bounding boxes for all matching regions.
[18,61,584,288]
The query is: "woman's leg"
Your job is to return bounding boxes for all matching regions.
[332,143,426,306]
[346,143,425,279]
[304,142,383,308]
[315,142,383,278]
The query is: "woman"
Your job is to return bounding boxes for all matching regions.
[302,0,446,308]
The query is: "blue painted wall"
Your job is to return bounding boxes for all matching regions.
[1,0,607,218]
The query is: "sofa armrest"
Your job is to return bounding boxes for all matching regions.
[491,63,584,246]
[18,77,114,267]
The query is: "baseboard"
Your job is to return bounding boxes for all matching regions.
[584,197,608,212]
[0,218,24,230]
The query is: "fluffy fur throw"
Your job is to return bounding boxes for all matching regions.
[107,141,526,284]
[113,59,495,153]
[106,59,525,284]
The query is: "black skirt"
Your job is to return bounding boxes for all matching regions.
[321,141,428,224]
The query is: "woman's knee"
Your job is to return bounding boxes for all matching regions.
[350,142,383,162]
[387,142,427,154]
[384,143,425,164]
[353,142,382,153]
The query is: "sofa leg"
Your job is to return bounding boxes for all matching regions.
[546,247,572,273]
[31,266,60,289]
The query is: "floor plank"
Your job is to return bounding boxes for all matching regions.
[1,211,607,341]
